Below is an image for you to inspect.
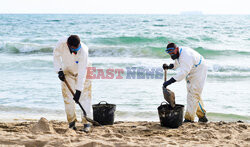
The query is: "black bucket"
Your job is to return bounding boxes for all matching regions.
[158,102,184,128]
[92,101,116,125]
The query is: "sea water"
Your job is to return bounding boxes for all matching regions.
[0,14,249,122]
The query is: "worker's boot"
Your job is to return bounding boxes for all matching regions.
[82,124,91,133]
[198,116,208,123]
[69,121,77,130]
[183,119,194,123]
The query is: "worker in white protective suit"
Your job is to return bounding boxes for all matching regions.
[162,42,208,123]
[53,35,92,132]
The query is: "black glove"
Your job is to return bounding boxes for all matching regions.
[162,63,174,70]
[58,71,65,81]
[168,64,174,69]
[162,63,168,70]
[73,90,81,103]
[163,77,176,88]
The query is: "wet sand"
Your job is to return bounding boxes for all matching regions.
[0,117,249,147]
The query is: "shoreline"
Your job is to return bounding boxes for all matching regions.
[0,117,249,146]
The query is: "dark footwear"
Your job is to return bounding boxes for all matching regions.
[69,121,77,130]
[183,119,194,123]
[82,124,91,133]
[198,116,208,123]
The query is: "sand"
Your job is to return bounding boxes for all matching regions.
[0,117,249,147]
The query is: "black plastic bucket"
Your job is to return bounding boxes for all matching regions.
[158,102,184,128]
[92,101,116,125]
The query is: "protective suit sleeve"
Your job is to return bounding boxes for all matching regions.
[76,47,88,91]
[53,41,63,73]
[173,57,193,82]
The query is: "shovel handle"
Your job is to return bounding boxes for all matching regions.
[164,69,167,82]
[64,79,74,96]
[64,79,87,116]
[64,78,102,126]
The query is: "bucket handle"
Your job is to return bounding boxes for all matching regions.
[98,101,108,105]
[160,101,168,106]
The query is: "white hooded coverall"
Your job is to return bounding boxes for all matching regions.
[53,38,92,124]
[172,47,207,121]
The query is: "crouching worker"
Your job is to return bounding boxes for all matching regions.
[162,42,208,123]
[53,35,92,132]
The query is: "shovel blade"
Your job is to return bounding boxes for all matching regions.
[85,116,101,126]
[162,86,176,108]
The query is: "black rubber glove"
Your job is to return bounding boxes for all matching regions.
[73,90,81,103]
[163,63,174,70]
[58,71,65,81]
[163,77,176,88]
[168,64,174,69]
[162,63,168,70]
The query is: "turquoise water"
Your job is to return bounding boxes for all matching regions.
[0,14,249,122]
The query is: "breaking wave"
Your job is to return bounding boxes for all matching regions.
[1,37,250,58]
[0,42,53,54]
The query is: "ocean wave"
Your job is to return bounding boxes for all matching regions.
[209,64,250,72]
[0,42,53,53]
[164,66,250,79]
[203,62,250,78]
[200,36,216,42]
[207,112,250,122]
[186,37,200,42]
[91,36,168,45]
[208,72,250,79]
[46,19,61,22]
[0,105,64,114]
[155,19,164,22]
[1,39,250,58]
[88,46,167,58]
[90,37,250,57]
[153,24,167,27]
[88,46,250,58]
[194,47,250,56]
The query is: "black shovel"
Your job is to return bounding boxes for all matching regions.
[162,69,176,108]
[64,79,101,126]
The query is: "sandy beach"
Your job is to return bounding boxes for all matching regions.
[0,117,249,147]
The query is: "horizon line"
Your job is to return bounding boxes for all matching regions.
[0,13,249,15]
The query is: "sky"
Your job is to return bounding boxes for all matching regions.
[0,0,250,14]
